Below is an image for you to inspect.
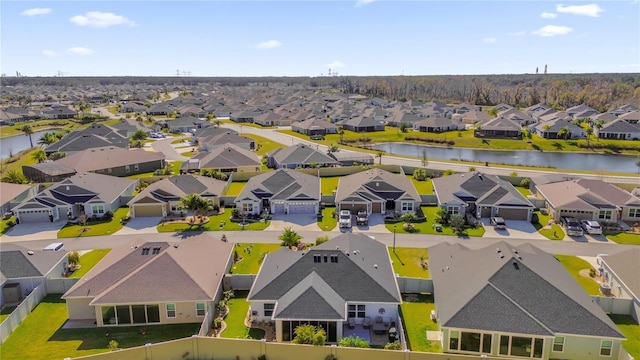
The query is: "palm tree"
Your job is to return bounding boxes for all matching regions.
[214,119,222,128]
[37,132,55,146]
[180,193,213,219]
[585,127,593,146]
[32,149,47,163]
[279,227,302,247]
[594,120,604,141]
[21,124,34,148]
[400,212,417,231]
[376,150,385,165]
[557,126,569,140]
[1,170,27,184]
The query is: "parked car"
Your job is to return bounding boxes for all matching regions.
[581,220,603,235]
[561,216,584,236]
[356,210,368,226]
[490,216,506,230]
[339,210,352,228]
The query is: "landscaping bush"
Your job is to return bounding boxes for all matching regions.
[520,178,531,189]
[385,342,402,350]
[315,235,329,246]
[338,335,370,348]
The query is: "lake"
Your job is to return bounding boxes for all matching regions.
[1,129,62,160]
[372,142,639,173]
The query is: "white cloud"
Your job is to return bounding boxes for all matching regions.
[254,40,282,49]
[532,25,573,37]
[508,31,526,36]
[70,11,135,28]
[20,8,52,16]
[325,61,346,68]
[41,50,57,57]
[66,47,95,56]
[482,37,496,44]
[355,0,376,7]
[540,12,558,18]
[556,4,604,17]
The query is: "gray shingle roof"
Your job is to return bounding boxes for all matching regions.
[235,169,320,203]
[0,244,66,280]
[335,168,420,203]
[268,144,337,167]
[433,172,534,208]
[129,175,227,205]
[601,248,640,301]
[273,273,344,320]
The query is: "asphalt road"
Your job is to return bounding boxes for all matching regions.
[150,137,189,162]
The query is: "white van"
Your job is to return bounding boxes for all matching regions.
[43,242,64,251]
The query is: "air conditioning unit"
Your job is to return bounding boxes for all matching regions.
[430,310,437,322]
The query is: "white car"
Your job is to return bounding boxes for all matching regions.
[581,220,603,235]
[339,210,352,228]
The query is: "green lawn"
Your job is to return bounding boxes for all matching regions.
[0,120,77,138]
[318,206,337,231]
[242,134,286,156]
[606,232,640,245]
[408,176,433,195]
[230,244,281,274]
[180,151,194,157]
[400,293,441,353]
[68,249,111,278]
[321,177,340,196]
[532,211,565,240]
[1,216,16,234]
[610,315,640,359]
[57,208,130,238]
[220,291,265,340]
[555,255,601,296]
[157,209,270,232]
[0,294,199,360]
[0,306,16,323]
[389,247,430,278]
[0,147,40,177]
[226,182,247,196]
[515,186,532,197]
[385,206,485,237]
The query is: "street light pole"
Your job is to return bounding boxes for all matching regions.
[393,224,396,251]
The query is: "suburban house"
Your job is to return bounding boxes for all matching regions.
[40,105,77,119]
[146,103,174,116]
[595,119,640,140]
[335,168,421,215]
[12,173,136,223]
[180,143,262,173]
[266,144,338,169]
[110,119,161,137]
[62,233,233,327]
[598,248,640,322]
[430,241,625,360]
[474,116,522,139]
[432,172,534,221]
[0,182,37,215]
[23,146,166,183]
[567,104,598,118]
[414,116,464,133]
[165,116,211,133]
[1,244,67,307]
[535,179,640,222]
[291,118,338,136]
[532,119,586,139]
[247,233,402,344]
[44,124,129,156]
[456,110,492,124]
[254,112,290,127]
[195,129,255,152]
[339,116,385,133]
[328,151,375,166]
[128,174,228,218]
[497,109,536,126]
[234,169,320,215]
[119,101,147,113]
[618,110,640,124]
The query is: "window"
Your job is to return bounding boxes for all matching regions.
[242,203,253,212]
[166,304,176,318]
[125,165,131,173]
[347,304,366,318]
[264,303,274,317]
[630,208,640,218]
[600,340,613,356]
[141,247,150,255]
[401,202,414,212]
[598,210,612,220]
[553,337,565,352]
[152,247,161,255]
[92,205,105,214]
[196,303,205,317]
[447,206,460,215]
[134,164,139,171]
[449,331,460,350]
[460,332,481,352]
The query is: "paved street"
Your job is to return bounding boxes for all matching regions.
[150,137,189,162]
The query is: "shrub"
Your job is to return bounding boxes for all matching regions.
[67,251,80,266]
[102,211,114,221]
[315,235,329,246]
[213,317,222,329]
[291,324,325,346]
[338,335,370,348]
[384,342,402,350]
[589,268,596,278]
[510,171,518,177]
[107,340,119,351]
[442,169,456,176]
[520,178,531,188]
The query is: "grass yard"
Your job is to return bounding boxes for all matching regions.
[157,210,270,232]
[606,232,640,245]
[400,293,441,353]
[0,147,40,177]
[226,182,247,196]
[555,255,601,296]
[57,208,130,238]
[532,211,565,240]
[0,294,199,360]
[0,306,16,323]
[220,291,265,340]
[610,315,640,359]
[321,176,340,195]
[68,249,111,278]
[389,247,430,278]
[514,186,532,197]
[0,120,77,138]
[407,176,433,195]
[317,206,338,231]
[180,151,193,157]
[242,134,286,156]
[230,244,281,274]
[1,216,16,234]
[385,206,485,237]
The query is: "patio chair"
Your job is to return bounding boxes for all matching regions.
[362,317,371,328]
[348,317,356,329]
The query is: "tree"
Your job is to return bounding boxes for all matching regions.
[338,335,370,348]
[1,170,27,184]
[291,324,325,346]
[450,213,465,233]
[338,125,344,143]
[488,108,499,116]
[67,251,80,268]
[376,150,385,165]
[558,126,569,140]
[180,193,213,219]
[413,168,427,181]
[435,208,450,225]
[214,119,222,128]
[31,149,47,163]
[585,126,593,146]
[421,148,428,168]
[328,144,339,153]
[79,213,89,232]
[279,227,302,247]
[21,124,34,148]
[130,129,148,141]
[49,151,66,160]
[400,212,417,231]
[37,132,58,146]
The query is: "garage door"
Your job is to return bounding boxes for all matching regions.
[17,210,51,223]
[273,204,285,214]
[133,205,164,217]
[340,203,367,213]
[288,203,316,214]
[498,208,529,220]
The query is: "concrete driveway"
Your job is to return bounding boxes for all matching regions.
[1,220,67,242]
[151,138,189,162]
[114,217,161,235]
[351,214,389,234]
[562,233,612,243]
[481,219,547,240]
[266,214,320,232]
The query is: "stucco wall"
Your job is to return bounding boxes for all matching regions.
[67,297,95,320]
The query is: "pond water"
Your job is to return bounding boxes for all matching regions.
[372,142,639,173]
[1,129,62,160]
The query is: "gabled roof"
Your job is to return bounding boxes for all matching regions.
[335,168,420,203]
[478,116,522,131]
[45,124,128,153]
[292,118,337,131]
[248,234,401,320]
[235,169,320,203]
[601,248,640,301]
[430,242,624,338]
[432,172,533,208]
[0,244,66,280]
[129,174,227,205]
[187,143,261,170]
[62,233,232,304]
[536,179,640,209]
[341,116,385,128]
[0,182,34,206]
[599,118,640,133]
[268,144,337,167]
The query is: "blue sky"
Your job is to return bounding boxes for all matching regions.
[2,1,639,76]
